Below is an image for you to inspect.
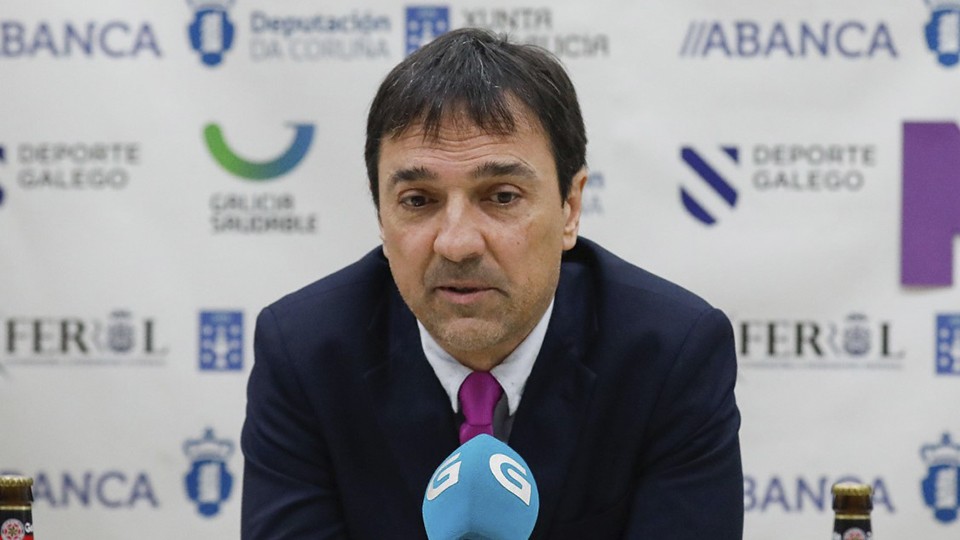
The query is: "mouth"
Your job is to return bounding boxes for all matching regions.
[435,285,497,304]
[441,286,486,293]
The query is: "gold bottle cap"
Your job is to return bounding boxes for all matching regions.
[0,475,34,505]
[0,476,33,488]
[832,481,872,515]
[832,482,872,497]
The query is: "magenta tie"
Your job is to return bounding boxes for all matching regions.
[458,371,503,444]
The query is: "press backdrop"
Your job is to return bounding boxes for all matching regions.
[2,0,960,538]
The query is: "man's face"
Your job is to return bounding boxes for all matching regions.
[377,106,586,370]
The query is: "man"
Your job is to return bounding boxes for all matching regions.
[241,28,742,539]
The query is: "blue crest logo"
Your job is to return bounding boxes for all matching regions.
[842,314,872,356]
[199,311,243,371]
[405,6,450,56]
[105,310,135,353]
[921,433,960,523]
[187,0,236,67]
[679,146,739,226]
[925,0,960,67]
[184,428,235,517]
[937,314,960,375]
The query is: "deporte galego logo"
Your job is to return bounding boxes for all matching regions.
[679,143,876,226]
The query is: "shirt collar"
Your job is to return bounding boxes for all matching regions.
[417,298,555,416]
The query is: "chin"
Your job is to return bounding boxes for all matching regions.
[433,319,509,354]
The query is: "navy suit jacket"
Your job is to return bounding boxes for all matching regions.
[241,238,743,539]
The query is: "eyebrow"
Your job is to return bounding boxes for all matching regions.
[471,161,537,180]
[388,166,437,185]
[387,160,538,186]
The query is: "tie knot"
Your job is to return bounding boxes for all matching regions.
[458,371,503,443]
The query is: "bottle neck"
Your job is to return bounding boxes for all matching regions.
[833,516,872,538]
[834,513,872,520]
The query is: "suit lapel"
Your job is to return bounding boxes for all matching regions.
[509,262,598,537]
[363,287,460,501]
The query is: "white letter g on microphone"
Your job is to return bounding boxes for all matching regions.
[489,453,532,505]
[426,452,462,501]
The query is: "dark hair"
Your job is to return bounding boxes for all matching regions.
[364,28,587,208]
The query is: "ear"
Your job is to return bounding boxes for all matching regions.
[378,217,389,258]
[561,167,588,251]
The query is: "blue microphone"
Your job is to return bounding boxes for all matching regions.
[422,434,540,540]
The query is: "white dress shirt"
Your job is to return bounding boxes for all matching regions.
[417,298,555,441]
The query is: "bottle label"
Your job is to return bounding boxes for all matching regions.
[842,529,870,540]
[832,520,872,540]
[1,517,33,540]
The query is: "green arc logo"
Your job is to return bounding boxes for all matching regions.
[204,123,315,180]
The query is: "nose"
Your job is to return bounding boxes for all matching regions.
[433,197,485,263]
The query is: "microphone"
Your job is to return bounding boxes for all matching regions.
[422,434,539,540]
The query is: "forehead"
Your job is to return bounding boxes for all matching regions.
[380,105,552,164]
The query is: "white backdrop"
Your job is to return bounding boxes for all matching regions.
[2,0,960,538]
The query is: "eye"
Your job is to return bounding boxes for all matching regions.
[400,194,430,208]
[491,191,520,205]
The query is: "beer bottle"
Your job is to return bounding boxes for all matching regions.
[831,481,872,540]
[0,475,34,540]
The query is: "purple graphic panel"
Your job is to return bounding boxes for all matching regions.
[902,122,960,286]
